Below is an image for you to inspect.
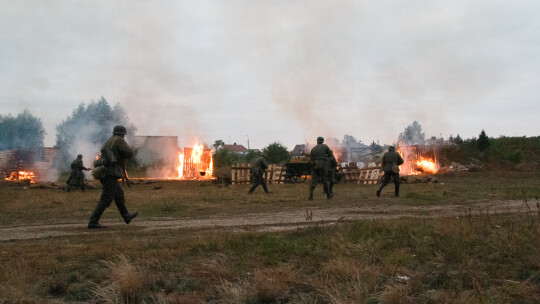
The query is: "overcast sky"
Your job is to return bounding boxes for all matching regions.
[1,0,539,149]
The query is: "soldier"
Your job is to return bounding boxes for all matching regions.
[376,146,405,197]
[66,154,90,192]
[88,125,138,229]
[326,154,338,196]
[248,153,271,194]
[309,137,333,200]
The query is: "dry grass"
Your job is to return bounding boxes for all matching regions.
[92,254,143,304]
[1,171,539,303]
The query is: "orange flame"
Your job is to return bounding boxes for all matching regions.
[174,142,213,180]
[397,143,438,175]
[415,157,438,174]
[5,171,36,183]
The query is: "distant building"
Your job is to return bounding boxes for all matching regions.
[221,143,249,155]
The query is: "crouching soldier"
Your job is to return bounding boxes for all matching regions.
[248,153,271,194]
[88,125,138,229]
[66,154,91,192]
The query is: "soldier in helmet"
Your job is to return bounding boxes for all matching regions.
[309,136,333,200]
[88,125,138,229]
[377,146,404,197]
[248,152,271,194]
[66,154,91,192]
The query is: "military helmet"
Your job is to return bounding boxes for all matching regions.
[388,146,396,151]
[317,136,324,144]
[77,154,83,158]
[113,125,127,135]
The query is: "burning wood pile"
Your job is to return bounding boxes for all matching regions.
[397,144,439,175]
[0,149,37,183]
[174,143,213,180]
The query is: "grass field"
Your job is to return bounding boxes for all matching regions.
[0,171,539,303]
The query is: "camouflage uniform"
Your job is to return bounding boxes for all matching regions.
[66,155,89,192]
[377,146,405,197]
[88,125,138,229]
[248,154,270,194]
[309,137,333,200]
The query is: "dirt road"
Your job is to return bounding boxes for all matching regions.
[1,200,537,242]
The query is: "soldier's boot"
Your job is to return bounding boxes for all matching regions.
[115,200,138,224]
[325,184,334,199]
[67,185,71,193]
[88,201,108,229]
[376,185,384,197]
[329,183,334,195]
[395,185,400,197]
[308,188,314,201]
[248,184,257,194]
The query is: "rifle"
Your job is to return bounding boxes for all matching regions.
[122,161,131,187]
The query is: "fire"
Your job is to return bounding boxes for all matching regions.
[415,157,438,174]
[5,171,36,183]
[397,143,438,175]
[174,142,213,180]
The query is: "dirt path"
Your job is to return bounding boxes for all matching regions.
[1,200,537,242]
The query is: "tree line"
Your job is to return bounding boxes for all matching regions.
[1,102,537,169]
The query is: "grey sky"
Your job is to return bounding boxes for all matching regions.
[1,0,539,149]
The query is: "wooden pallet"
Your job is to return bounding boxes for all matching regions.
[231,163,286,185]
[340,164,382,184]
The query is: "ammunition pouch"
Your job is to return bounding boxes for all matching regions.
[93,158,107,168]
[91,166,107,180]
[391,163,399,173]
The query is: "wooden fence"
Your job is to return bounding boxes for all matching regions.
[231,163,382,185]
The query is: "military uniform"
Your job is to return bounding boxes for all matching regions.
[377,146,405,197]
[88,125,138,229]
[326,154,338,195]
[66,155,89,192]
[248,154,270,194]
[309,137,333,200]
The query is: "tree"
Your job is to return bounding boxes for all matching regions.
[0,109,45,153]
[245,149,259,163]
[342,134,360,146]
[213,139,224,150]
[262,142,290,164]
[453,134,463,145]
[213,148,234,168]
[478,130,490,151]
[398,121,425,145]
[370,141,383,153]
[55,97,135,168]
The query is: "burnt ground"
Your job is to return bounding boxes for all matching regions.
[1,200,536,242]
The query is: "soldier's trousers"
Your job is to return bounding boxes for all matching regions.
[249,174,269,193]
[378,171,400,195]
[310,168,329,197]
[89,175,130,224]
[327,170,336,194]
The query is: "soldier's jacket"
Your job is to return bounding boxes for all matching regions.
[71,158,85,178]
[310,144,333,170]
[251,156,268,176]
[101,135,133,178]
[382,151,404,172]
